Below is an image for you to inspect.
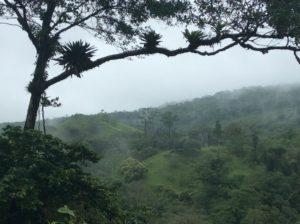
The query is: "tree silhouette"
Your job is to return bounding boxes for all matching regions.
[0,0,299,129]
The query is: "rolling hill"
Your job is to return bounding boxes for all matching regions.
[2,84,300,223]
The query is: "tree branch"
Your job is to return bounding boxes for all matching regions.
[44,48,151,89]
[44,41,236,90]
[44,31,300,90]
[294,51,300,64]
[238,40,300,54]
[4,0,38,49]
[191,41,239,56]
[0,21,22,28]
[50,2,86,32]
[54,5,115,38]
[41,1,57,34]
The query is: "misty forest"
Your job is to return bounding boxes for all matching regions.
[1,0,300,224]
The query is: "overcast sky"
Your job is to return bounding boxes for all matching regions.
[1,23,300,123]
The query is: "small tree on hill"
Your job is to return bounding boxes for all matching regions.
[214,120,222,145]
[161,111,178,149]
[0,0,299,130]
[138,108,157,137]
[251,130,259,163]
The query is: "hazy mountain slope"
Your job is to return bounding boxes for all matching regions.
[110,84,300,132]
[48,113,139,140]
[2,84,300,135]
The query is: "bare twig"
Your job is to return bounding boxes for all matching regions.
[0,21,21,28]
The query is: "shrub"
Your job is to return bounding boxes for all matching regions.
[133,146,159,160]
[175,136,201,151]
[0,126,121,224]
[178,191,193,203]
[120,157,148,182]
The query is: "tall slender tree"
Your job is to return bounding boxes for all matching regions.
[0,0,299,130]
[161,111,178,149]
[214,120,222,145]
[139,108,157,137]
[251,130,259,163]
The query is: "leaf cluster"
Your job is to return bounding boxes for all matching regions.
[120,157,148,182]
[266,0,300,43]
[55,40,97,77]
[140,30,162,49]
[183,29,206,48]
[41,94,61,108]
[0,126,121,224]
[160,111,179,129]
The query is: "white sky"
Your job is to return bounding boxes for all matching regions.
[1,23,300,123]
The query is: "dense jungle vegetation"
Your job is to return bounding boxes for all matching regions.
[1,0,300,223]
[1,84,300,223]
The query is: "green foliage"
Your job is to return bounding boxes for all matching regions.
[41,94,62,108]
[55,40,97,77]
[50,113,139,146]
[140,30,162,49]
[58,205,76,218]
[133,145,159,160]
[196,151,231,206]
[214,120,222,144]
[112,85,300,135]
[160,111,179,149]
[266,0,300,42]
[175,136,201,151]
[4,85,300,223]
[240,206,292,224]
[183,29,206,48]
[120,157,148,182]
[49,206,79,224]
[251,130,259,162]
[138,108,157,137]
[264,147,289,173]
[0,126,121,224]
[161,112,178,129]
[2,0,300,131]
[224,122,251,157]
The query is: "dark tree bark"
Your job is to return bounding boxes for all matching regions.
[24,50,50,130]
[24,93,42,130]
[42,104,46,134]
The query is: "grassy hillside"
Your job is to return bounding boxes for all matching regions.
[116,139,300,224]
[48,113,139,141]
[1,84,300,223]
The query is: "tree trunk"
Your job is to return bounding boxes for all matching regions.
[23,49,50,130]
[144,120,148,137]
[42,104,46,134]
[22,33,55,130]
[24,93,41,130]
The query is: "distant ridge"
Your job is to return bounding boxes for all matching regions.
[2,84,300,134]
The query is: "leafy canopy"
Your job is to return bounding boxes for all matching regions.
[0,126,121,224]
